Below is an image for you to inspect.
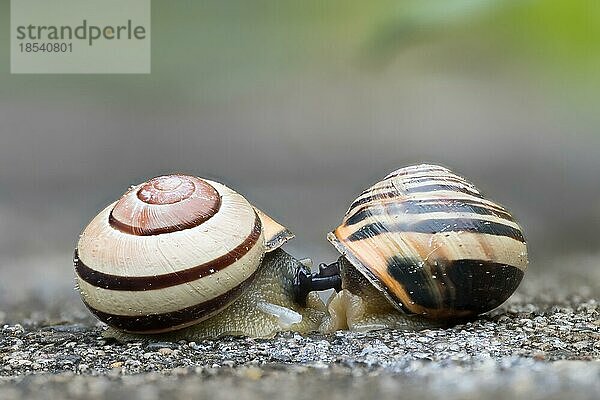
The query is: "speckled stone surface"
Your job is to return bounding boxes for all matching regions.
[1,294,599,400]
[0,249,598,399]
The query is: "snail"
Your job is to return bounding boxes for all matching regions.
[74,174,326,340]
[297,164,528,332]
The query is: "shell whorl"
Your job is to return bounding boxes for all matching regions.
[109,175,221,236]
[329,164,528,319]
[75,175,266,334]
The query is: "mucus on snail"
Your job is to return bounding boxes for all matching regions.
[74,174,326,340]
[295,164,529,332]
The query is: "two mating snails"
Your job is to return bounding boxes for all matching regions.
[74,164,528,339]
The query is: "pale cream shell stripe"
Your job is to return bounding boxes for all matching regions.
[76,181,264,316]
[351,177,479,203]
[348,167,481,207]
[383,164,453,179]
[394,178,480,194]
[386,167,477,189]
[347,188,508,217]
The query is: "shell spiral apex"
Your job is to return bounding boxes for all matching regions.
[109,175,222,235]
[329,164,528,319]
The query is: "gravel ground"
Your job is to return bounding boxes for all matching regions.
[1,295,599,400]
[1,251,599,399]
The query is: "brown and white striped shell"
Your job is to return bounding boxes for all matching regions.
[74,174,293,334]
[328,164,528,319]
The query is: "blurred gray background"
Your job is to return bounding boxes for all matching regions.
[1,0,599,318]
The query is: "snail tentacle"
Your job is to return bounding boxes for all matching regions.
[293,261,342,306]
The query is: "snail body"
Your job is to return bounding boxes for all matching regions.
[74,174,325,339]
[319,164,528,332]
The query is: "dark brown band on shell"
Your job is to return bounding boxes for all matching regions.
[345,199,514,226]
[385,257,525,317]
[109,175,222,236]
[81,271,258,333]
[75,214,262,291]
[346,218,525,243]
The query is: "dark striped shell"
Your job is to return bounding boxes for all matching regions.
[328,164,528,319]
[74,174,293,334]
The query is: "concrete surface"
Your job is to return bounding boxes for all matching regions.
[1,262,599,400]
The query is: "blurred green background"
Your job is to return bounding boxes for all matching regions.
[0,0,599,315]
